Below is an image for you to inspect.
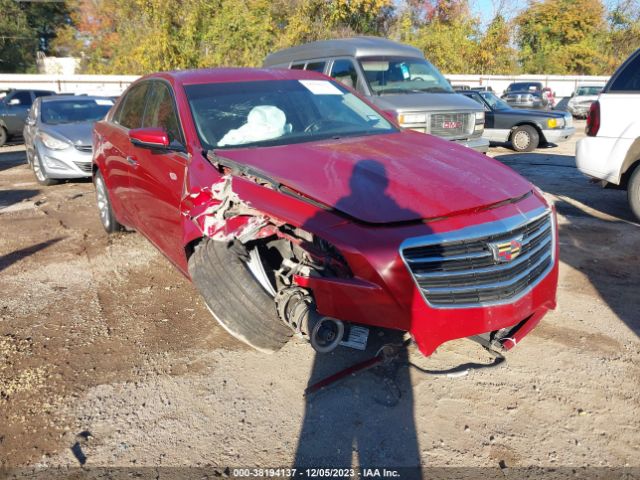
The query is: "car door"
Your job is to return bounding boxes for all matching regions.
[127,80,188,269]
[102,82,150,224]
[3,91,32,134]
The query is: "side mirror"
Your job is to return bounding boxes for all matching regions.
[8,98,20,106]
[129,127,170,149]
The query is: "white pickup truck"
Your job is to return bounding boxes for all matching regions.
[576,48,640,220]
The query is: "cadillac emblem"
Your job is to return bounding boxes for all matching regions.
[489,236,523,263]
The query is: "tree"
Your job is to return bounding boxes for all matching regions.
[477,14,518,74]
[0,0,36,72]
[515,0,610,75]
[606,0,640,70]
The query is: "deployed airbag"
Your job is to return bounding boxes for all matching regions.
[219,105,287,146]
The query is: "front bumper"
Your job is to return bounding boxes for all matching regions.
[543,126,575,143]
[298,193,558,356]
[36,141,92,179]
[454,136,490,153]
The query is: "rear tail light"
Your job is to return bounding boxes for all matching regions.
[586,101,600,136]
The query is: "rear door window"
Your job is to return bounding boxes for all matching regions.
[290,63,305,70]
[305,61,326,73]
[608,52,640,92]
[115,83,149,129]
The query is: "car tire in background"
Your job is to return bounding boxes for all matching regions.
[94,170,122,233]
[32,152,58,186]
[510,125,539,152]
[188,238,292,353]
[627,165,640,221]
[0,127,8,147]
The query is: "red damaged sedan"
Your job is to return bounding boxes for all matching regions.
[92,68,558,356]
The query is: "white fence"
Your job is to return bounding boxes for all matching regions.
[0,73,610,99]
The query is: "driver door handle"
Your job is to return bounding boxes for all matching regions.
[126,156,138,166]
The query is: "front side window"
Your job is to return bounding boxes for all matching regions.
[185,79,396,150]
[12,91,33,106]
[358,56,453,95]
[609,53,640,92]
[142,83,184,145]
[41,99,114,125]
[330,59,359,91]
[115,83,149,129]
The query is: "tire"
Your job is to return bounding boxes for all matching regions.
[188,239,292,353]
[32,152,58,186]
[628,165,640,221]
[510,125,539,152]
[0,127,7,147]
[94,170,122,233]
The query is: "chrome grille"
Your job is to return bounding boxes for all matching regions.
[401,209,554,308]
[429,112,473,138]
[74,144,92,153]
[73,161,92,173]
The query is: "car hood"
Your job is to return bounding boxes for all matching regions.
[370,92,480,113]
[43,122,94,147]
[216,132,532,224]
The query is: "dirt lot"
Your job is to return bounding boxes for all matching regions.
[1,121,639,475]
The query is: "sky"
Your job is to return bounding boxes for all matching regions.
[471,0,528,28]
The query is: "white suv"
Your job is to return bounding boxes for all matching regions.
[576,48,640,220]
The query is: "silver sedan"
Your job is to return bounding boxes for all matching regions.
[23,95,114,185]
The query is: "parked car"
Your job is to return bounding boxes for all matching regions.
[263,37,489,153]
[576,48,640,220]
[501,82,551,110]
[23,95,114,185]
[93,68,558,357]
[567,84,604,118]
[471,86,493,92]
[0,89,56,146]
[459,90,575,152]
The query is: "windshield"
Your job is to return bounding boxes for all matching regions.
[575,86,602,96]
[185,79,396,149]
[358,56,454,95]
[41,98,113,124]
[480,91,511,110]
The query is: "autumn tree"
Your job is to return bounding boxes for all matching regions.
[515,0,610,75]
[477,14,518,74]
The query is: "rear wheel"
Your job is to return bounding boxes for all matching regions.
[188,238,291,353]
[628,165,640,221]
[0,127,7,147]
[511,125,539,152]
[94,170,122,233]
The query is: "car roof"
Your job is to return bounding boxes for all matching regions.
[143,67,333,86]
[263,36,423,66]
[39,95,113,103]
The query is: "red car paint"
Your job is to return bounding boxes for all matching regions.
[93,68,558,356]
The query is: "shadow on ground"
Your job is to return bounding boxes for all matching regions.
[0,147,27,172]
[0,238,64,272]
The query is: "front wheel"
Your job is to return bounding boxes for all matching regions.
[94,170,122,233]
[0,127,7,147]
[628,165,640,221]
[32,152,58,186]
[188,239,291,353]
[510,125,539,152]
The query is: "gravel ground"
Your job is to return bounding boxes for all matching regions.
[0,121,639,475]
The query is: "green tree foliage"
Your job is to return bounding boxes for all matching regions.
[515,0,610,74]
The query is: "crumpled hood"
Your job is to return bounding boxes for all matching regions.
[44,122,94,148]
[217,132,533,224]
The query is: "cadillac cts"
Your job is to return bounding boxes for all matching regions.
[92,68,559,356]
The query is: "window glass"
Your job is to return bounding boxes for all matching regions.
[359,56,453,95]
[41,99,113,124]
[12,91,32,106]
[116,83,149,129]
[305,61,326,73]
[480,92,511,110]
[142,83,184,144]
[185,79,396,150]
[609,53,640,91]
[330,60,359,90]
[34,91,54,98]
[575,86,602,96]
[290,63,305,70]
